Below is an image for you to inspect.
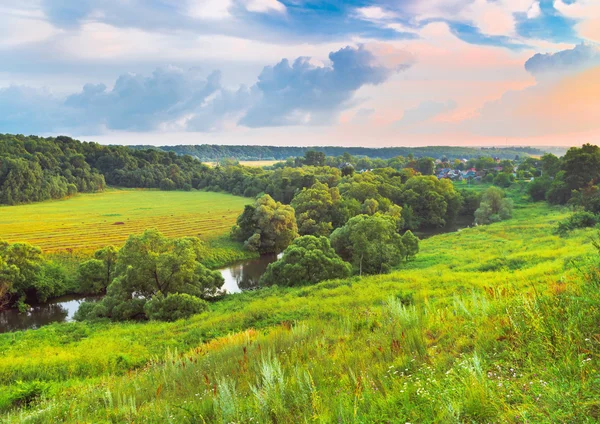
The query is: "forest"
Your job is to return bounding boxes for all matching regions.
[145,144,549,161]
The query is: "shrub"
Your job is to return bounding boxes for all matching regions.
[528,177,551,201]
[474,187,513,225]
[555,211,598,237]
[144,293,209,321]
[260,236,351,287]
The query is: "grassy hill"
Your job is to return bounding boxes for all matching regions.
[1,194,599,422]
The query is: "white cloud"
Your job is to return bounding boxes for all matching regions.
[555,0,600,42]
[356,6,396,21]
[188,0,233,20]
[527,1,541,19]
[0,7,59,47]
[243,0,285,14]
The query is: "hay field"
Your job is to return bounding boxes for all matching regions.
[0,189,250,253]
[204,160,280,167]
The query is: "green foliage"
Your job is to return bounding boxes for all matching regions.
[2,200,600,423]
[6,380,50,408]
[459,189,481,216]
[77,246,118,294]
[76,230,223,322]
[492,172,513,188]
[400,176,462,228]
[232,194,298,254]
[260,236,351,287]
[401,230,420,260]
[528,176,551,201]
[303,150,326,166]
[330,214,407,275]
[474,187,513,225]
[144,293,209,321]
[555,211,599,237]
[0,241,69,308]
[291,182,338,236]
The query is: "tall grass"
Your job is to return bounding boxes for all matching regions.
[2,199,600,422]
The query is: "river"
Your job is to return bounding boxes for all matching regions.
[0,254,280,333]
[0,219,473,333]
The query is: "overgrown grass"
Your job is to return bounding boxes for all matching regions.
[1,197,599,422]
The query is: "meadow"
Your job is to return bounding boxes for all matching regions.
[0,189,251,254]
[204,161,280,168]
[1,191,599,422]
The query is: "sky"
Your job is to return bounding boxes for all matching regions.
[0,0,599,147]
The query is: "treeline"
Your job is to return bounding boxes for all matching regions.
[0,134,106,204]
[527,144,600,235]
[148,144,546,161]
[0,134,212,205]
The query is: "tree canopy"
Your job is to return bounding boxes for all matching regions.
[330,214,411,275]
[232,195,298,254]
[75,230,223,322]
[260,236,351,287]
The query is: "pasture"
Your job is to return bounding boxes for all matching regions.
[0,189,251,253]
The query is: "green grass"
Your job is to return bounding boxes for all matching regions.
[1,194,599,422]
[0,188,251,254]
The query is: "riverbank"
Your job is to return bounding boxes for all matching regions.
[2,201,597,420]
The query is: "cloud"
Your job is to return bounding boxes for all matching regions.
[555,0,600,42]
[63,67,222,131]
[525,43,600,78]
[0,45,408,134]
[239,45,404,127]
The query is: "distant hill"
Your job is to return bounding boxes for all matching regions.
[131,145,554,161]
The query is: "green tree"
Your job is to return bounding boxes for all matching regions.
[232,194,298,254]
[78,246,118,294]
[76,230,223,321]
[493,172,513,188]
[361,198,379,215]
[330,214,407,275]
[416,157,435,175]
[561,144,600,190]
[540,153,560,178]
[304,150,326,166]
[401,231,420,260]
[260,236,351,287]
[0,241,47,309]
[291,182,338,236]
[474,187,513,225]
[528,177,551,202]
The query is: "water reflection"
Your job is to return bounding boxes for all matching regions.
[0,296,100,333]
[219,254,280,293]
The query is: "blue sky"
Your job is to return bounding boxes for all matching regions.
[0,0,598,146]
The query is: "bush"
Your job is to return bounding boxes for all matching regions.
[144,293,209,321]
[493,172,513,188]
[159,178,177,191]
[474,187,513,225]
[528,177,551,201]
[555,211,598,237]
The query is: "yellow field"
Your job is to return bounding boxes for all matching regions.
[204,160,280,167]
[0,189,250,253]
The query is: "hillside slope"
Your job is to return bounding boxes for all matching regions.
[2,199,599,422]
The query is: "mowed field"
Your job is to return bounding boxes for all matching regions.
[204,160,280,167]
[0,189,250,253]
